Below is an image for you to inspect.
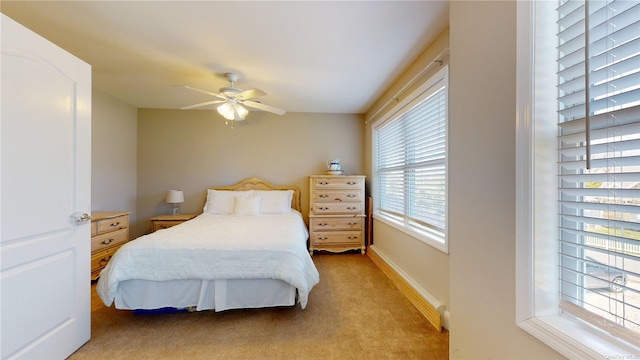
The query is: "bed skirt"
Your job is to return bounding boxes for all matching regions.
[112,278,297,312]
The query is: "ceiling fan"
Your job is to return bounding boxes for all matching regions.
[180,73,286,123]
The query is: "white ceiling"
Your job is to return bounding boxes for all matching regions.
[1,1,449,114]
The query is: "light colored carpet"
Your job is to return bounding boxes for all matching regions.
[70,253,448,359]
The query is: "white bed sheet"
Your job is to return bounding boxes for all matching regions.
[97,211,319,309]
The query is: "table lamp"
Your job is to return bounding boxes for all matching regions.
[166,190,184,215]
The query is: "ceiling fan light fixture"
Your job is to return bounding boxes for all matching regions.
[217,102,248,121]
[182,72,285,126]
[234,104,249,120]
[217,102,234,120]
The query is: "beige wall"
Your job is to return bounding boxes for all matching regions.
[135,109,364,238]
[447,2,562,358]
[92,89,138,234]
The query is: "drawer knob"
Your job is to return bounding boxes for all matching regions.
[347,194,356,198]
[110,221,121,227]
[348,236,359,240]
[319,236,328,240]
[319,194,329,198]
[99,256,112,266]
[347,206,357,210]
[100,238,114,245]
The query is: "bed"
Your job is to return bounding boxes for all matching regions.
[96,177,320,312]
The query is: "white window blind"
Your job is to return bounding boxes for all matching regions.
[557,0,640,344]
[374,68,447,244]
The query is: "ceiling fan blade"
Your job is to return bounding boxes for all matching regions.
[179,85,227,100]
[242,100,286,115]
[180,99,225,110]
[236,88,267,101]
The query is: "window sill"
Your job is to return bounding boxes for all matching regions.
[373,213,448,254]
[517,315,640,359]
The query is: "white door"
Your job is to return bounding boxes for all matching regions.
[1,14,91,359]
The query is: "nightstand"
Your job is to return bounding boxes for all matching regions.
[149,214,198,232]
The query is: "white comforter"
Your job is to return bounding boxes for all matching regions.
[96,212,319,309]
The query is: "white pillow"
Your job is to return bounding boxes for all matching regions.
[250,190,293,214]
[203,190,250,214]
[234,196,262,216]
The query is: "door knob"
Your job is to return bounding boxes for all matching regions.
[72,212,92,224]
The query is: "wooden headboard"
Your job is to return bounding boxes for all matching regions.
[213,177,301,212]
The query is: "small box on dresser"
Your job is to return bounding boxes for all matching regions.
[309,175,366,255]
[91,211,130,280]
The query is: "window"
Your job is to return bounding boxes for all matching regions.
[373,66,448,253]
[557,0,640,346]
[516,0,640,357]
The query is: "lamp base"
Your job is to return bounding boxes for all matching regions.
[171,204,179,216]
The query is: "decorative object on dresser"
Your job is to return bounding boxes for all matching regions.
[325,158,343,175]
[165,189,184,215]
[149,213,198,232]
[91,211,130,280]
[309,175,366,255]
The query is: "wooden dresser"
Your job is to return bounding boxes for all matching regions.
[91,211,130,280]
[149,213,198,232]
[308,175,366,255]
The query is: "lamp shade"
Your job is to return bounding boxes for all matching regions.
[217,103,234,120]
[217,102,248,121]
[166,190,184,204]
[234,104,249,119]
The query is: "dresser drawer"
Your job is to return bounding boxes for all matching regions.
[91,245,122,278]
[312,190,363,203]
[150,214,198,232]
[91,221,97,236]
[312,231,362,245]
[310,217,363,231]
[153,220,185,232]
[311,202,362,214]
[312,176,364,189]
[96,214,129,234]
[91,228,128,252]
